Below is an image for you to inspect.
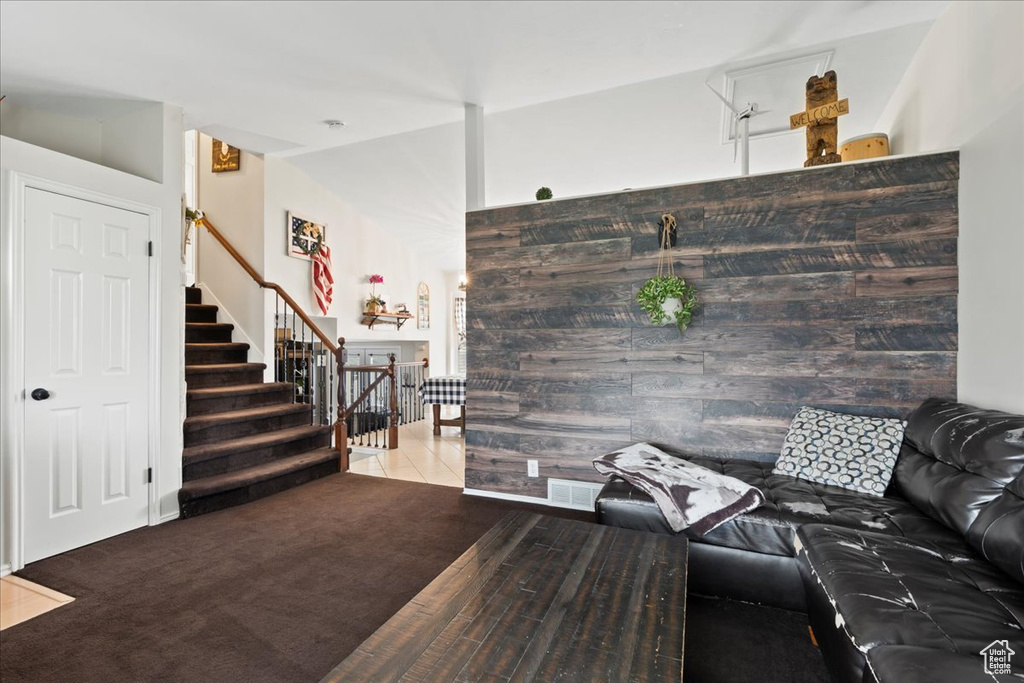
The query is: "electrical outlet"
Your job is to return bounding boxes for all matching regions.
[527,459,539,477]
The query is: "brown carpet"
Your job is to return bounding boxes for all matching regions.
[0,473,826,682]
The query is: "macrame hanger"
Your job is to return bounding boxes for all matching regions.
[657,213,676,279]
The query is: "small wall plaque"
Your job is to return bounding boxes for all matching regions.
[212,138,241,173]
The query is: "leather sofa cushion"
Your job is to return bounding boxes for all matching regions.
[596,456,967,557]
[895,398,1024,536]
[966,469,1024,584]
[863,646,1024,683]
[796,524,1024,662]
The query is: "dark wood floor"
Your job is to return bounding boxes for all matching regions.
[323,512,688,682]
[2,474,826,683]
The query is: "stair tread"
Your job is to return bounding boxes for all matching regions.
[185,303,217,309]
[183,424,332,463]
[179,448,338,499]
[185,342,250,349]
[184,402,310,429]
[186,322,233,328]
[187,382,292,399]
[185,362,266,374]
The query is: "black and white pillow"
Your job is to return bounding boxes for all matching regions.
[772,407,906,497]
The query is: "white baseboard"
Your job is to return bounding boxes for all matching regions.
[462,487,547,505]
[158,510,181,524]
[194,282,265,365]
[0,563,12,578]
[461,486,594,513]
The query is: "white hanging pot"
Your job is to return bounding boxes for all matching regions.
[659,297,683,325]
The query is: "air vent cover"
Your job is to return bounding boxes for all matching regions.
[547,479,604,511]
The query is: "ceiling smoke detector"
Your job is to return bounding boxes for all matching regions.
[324,120,346,130]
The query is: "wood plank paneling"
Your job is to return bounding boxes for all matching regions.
[466,153,959,496]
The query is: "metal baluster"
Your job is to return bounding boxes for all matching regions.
[374,379,382,449]
[301,319,307,407]
[290,308,297,403]
[274,293,280,383]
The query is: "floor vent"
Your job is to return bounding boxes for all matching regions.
[547,479,604,511]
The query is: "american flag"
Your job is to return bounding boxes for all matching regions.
[311,244,333,315]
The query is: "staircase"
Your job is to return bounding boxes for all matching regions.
[179,286,340,518]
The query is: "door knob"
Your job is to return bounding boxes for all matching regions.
[30,388,50,401]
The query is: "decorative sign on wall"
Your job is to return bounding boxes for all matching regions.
[211,138,241,173]
[790,70,848,168]
[417,282,430,330]
[287,211,326,261]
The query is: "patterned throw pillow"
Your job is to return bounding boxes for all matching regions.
[772,407,906,497]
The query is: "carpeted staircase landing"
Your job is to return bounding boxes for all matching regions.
[179,286,340,517]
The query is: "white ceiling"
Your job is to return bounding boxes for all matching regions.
[2,1,947,152]
[1,1,949,271]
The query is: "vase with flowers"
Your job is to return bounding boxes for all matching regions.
[366,274,385,313]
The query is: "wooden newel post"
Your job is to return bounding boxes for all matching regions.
[336,337,349,471]
[387,353,399,449]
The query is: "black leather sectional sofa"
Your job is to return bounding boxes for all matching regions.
[595,398,1024,682]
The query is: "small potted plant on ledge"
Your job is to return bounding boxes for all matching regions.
[637,275,697,332]
[366,274,385,313]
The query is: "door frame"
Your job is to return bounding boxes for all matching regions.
[2,172,162,572]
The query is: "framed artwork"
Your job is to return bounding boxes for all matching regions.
[287,211,326,260]
[417,282,430,329]
[211,138,241,172]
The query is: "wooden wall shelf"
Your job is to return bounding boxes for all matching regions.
[361,312,413,330]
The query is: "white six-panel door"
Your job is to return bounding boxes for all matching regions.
[23,187,151,564]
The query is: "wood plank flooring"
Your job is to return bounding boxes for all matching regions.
[321,512,688,683]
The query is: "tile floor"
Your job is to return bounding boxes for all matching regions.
[0,575,74,630]
[348,408,466,487]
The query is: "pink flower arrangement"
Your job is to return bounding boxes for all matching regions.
[366,274,385,309]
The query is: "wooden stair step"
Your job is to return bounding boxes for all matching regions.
[183,424,332,465]
[187,382,294,416]
[185,342,250,365]
[177,448,340,518]
[185,362,266,388]
[182,425,332,481]
[185,286,203,304]
[183,402,311,446]
[185,303,219,323]
[185,322,234,343]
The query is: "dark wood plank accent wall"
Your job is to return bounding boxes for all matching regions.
[465,152,959,497]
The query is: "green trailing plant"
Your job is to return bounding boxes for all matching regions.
[535,187,553,201]
[637,275,697,331]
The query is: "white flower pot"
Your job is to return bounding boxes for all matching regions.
[659,298,682,326]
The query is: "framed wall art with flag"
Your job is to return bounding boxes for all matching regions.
[287,211,326,261]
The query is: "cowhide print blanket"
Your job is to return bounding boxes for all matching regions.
[593,443,766,535]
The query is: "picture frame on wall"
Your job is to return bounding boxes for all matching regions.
[211,138,241,173]
[418,282,430,329]
[287,211,326,260]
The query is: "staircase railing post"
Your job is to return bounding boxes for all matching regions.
[388,353,399,449]
[336,337,348,471]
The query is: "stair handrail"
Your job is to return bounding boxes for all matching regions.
[196,216,338,355]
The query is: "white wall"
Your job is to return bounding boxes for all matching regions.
[263,157,451,374]
[196,135,267,360]
[875,1,1024,413]
[100,104,166,183]
[0,100,168,183]
[0,103,183,572]
[0,101,104,166]
[484,22,930,207]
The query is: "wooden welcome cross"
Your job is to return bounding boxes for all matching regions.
[790,70,849,167]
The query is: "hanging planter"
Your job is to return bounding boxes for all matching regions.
[637,213,697,333]
[637,275,697,330]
